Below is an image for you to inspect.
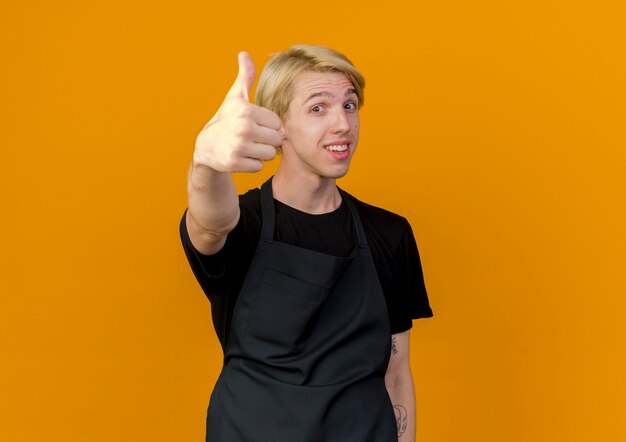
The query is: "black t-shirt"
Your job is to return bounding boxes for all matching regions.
[180,187,433,351]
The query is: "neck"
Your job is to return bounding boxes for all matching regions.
[272,166,341,214]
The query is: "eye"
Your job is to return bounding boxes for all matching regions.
[344,102,357,111]
[310,105,325,113]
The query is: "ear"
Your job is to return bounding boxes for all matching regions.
[276,124,287,156]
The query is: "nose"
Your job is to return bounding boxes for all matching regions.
[330,108,351,134]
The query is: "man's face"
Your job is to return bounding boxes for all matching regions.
[280,71,360,180]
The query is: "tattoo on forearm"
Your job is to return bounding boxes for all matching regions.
[393,404,408,437]
[391,336,398,356]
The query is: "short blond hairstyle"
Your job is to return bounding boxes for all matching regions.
[255,45,365,120]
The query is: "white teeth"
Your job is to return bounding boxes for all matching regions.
[325,144,348,152]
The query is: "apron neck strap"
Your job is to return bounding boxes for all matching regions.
[338,188,368,247]
[260,176,368,247]
[260,177,276,241]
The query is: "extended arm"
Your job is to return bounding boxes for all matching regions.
[186,51,282,255]
[385,330,416,441]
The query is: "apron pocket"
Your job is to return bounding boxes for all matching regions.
[246,268,329,351]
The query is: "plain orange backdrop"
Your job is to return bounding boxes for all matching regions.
[2,1,625,441]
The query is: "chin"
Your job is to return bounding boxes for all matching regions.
[323,167,351,180]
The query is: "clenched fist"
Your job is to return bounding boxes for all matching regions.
[193,51,283,173]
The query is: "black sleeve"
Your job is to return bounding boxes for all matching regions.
[179,202,260,349]
[179,200,260,300]
[391,219,434,333]
[180,208,227,281]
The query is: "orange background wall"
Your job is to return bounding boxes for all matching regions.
[2,1,625,441]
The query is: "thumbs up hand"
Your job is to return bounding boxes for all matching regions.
[194,52,283,173]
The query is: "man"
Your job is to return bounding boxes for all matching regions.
[180,45,433,441]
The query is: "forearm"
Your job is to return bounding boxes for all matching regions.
[385,370,416,441]
[186,160,239,236]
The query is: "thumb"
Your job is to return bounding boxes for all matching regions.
[226,51,256,101]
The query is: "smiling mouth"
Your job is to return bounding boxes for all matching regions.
[323,144,349,152]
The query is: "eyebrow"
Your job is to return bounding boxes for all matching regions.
[303,88,357,104]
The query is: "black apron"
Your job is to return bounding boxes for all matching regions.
[206,177,397,441]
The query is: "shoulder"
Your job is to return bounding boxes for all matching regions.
[237,187,262,223]
[343,191,412,245]
[353,197,409,227]
[239,187,261,208]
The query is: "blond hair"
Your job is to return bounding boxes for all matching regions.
[255,45,365,120]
